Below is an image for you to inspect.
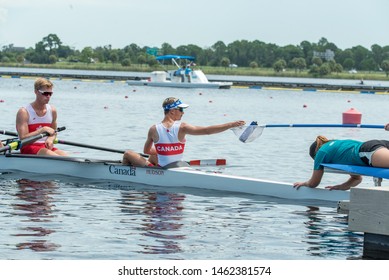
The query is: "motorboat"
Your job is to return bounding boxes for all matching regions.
[126,55,233,89]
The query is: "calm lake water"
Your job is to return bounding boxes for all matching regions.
[1,75,389,260]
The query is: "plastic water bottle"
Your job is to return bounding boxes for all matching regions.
[239,121,258,143]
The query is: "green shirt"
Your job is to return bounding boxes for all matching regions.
[314,139,365,170]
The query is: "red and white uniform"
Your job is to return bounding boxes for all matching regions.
[20,104,55,154]
[155,121,186,167]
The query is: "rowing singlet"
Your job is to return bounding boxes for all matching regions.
[155,121,186,167]
[22,103,53,144]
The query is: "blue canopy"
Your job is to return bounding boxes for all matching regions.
[156,55,195,61]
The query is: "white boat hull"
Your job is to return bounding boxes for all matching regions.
[127,70,232,89]
[0,154,349,202]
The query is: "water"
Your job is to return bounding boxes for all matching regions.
[1,76,389,260]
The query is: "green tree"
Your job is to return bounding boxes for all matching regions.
[110,51,119,64]
[309,64,320,77]
[334,63,343,74]
[220,57,230,68]
[352,45,370,69]
[291,57,306,72]
[137,54,146,66]
[319,63,331,76]
[311,57,323,66]
[80,47,94,63]
[280,45,304,66]
[381,60,389,77]
[121,58,131,67]
[273,59,286,72]
[343,58,355,70]
[48,54,57,64]
[211,41,227,66]
[159,43,175,56]
[42,34,62,55]
[249,61,258,68]
[16,54,24,64]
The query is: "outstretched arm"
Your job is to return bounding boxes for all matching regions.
[325,175,362,190]
[180,120,245,136]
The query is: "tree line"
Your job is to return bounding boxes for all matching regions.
[1,34,389,76]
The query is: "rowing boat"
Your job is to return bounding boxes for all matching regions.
[0,153,350,203]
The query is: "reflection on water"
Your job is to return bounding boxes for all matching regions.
[11,179,60,252]
[295,206,363,259]
[118,190,185,255]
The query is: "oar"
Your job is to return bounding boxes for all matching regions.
[0,127,66,153]
[0,130,18,137]
[231,122,386,143]
[54,139,226,166]
[188,159,226,166]
[54,139,149,157]
[261,123,385,128]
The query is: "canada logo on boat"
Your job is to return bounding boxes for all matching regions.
[108,165,136,176]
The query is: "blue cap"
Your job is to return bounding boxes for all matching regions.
[163,99,189,111]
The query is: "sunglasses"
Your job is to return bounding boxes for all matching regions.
[38,89,53,97]
[174,107,184,112]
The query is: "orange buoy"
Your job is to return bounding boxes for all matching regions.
[342,108,362,124]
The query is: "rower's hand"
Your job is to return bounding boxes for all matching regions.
[293,182,308,190]
[40,126,56,136]
[385,123,389,131]
[45,139,54,150]
[231,120,246,128]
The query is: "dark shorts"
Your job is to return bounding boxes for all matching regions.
[359,140,389,165]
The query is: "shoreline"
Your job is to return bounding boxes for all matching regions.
[1,67,388,93]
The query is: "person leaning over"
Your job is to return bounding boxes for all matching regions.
[15,77,67,156]
[123,97,245,167]
[294,135,389,190]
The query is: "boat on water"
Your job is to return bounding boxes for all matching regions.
[126,55,233,89]
[0,153,350,203]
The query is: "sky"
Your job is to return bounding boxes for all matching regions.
[1,0,388,51]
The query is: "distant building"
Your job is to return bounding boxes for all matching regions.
[2,46,26,53]
[313,49,335,61]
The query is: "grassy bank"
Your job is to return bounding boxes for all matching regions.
[1,62,387,81]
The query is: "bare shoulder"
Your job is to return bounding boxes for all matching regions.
[147,124,157,135]
[16,107,28,117]
[179,122,191,131]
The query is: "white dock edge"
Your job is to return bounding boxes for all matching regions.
[348,186,389,259]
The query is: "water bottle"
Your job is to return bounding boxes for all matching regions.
[239,121,258,143]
